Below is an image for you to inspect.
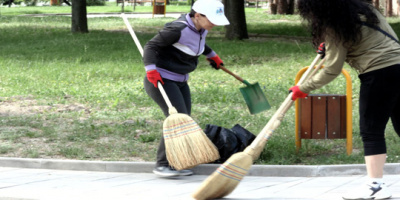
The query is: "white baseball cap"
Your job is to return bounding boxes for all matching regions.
[192,0,230,26]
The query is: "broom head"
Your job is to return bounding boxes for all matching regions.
[192,151,253,200]
[163,107,220,170]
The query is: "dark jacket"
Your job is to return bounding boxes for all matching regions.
[143,14,216,82]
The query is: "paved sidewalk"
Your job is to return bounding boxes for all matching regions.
[1,167,400,200]
[1,158,400,200]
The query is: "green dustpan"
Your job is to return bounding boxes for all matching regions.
[240,80,271,114]
[220,66,271,114]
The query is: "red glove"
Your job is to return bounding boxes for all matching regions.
[289,85,308,100]
[207,55,224,70]
[317,42,325,59]
[146,70,164,88]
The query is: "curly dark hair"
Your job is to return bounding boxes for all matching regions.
[297,0,379,48]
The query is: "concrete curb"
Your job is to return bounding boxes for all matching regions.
[1,157,400,177]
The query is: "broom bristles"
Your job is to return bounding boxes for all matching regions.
[192,151,253,200]
[164,112,220,170]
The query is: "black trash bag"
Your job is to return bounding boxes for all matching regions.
[204,125,238,163]
[204,124,256,163]
[231,124,256,151]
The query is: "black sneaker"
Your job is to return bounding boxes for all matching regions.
[153,166,180,177]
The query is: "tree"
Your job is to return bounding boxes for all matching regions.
[71,0,88,33]
[223,0,248,40]
[373,0,380,9]
[270,0,295,15]
[277,0,287,14]
[269,0,277,14]
[287,0,295,14]
[386,0,393,17]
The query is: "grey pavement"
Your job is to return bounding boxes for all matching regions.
[1,157,400,199]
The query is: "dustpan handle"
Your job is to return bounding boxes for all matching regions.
[220,66,245,83]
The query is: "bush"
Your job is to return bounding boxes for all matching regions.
[169,0,189,6]
[86,0,105,6]
[11,0,23,5]
[23,0,37,6]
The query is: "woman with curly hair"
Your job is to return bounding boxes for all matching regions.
[290,0,400,199]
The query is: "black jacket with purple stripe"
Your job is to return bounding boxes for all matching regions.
[143,14,216,82]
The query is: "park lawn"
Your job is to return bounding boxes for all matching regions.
[1,4,400,164]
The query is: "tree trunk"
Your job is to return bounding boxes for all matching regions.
[287,0,294,14]
[269,0,277,14]
[374,0,380,9]
[398,0,400,16]
[224,0,248,40]
[386,0,393,16]
[277,0,287,14]
[71,0,88,33]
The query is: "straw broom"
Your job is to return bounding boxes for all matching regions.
[158,83,220,170]
[121,14,219,170]
[192,55,325,200]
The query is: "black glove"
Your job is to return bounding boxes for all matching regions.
[317,42,325,59]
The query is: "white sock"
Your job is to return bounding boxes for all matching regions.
[369,178,383,186]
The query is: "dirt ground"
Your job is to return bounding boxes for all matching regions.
[0,96,89,117]
[0,96,146,162]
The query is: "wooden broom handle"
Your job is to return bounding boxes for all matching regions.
[121,13,144,57]
[158,82,174,108]
[297,54,321,86]
[247,57,326,152]
[122,14,175,109]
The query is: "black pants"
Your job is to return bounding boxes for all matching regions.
[143,77,191,167]
[359,64,400,156]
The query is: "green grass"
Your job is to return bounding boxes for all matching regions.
[1,4,400,165]
[0,1,191,15]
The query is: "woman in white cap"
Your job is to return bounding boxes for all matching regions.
[142,0,229,178]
